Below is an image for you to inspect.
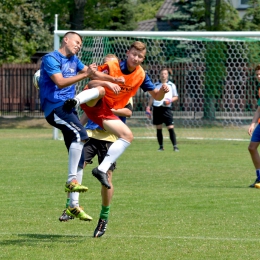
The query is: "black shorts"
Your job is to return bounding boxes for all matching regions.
[152,106,174,126]
[84,138,116,171]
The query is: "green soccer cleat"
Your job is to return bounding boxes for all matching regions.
[66,206,93,221]
[65,179,88,193]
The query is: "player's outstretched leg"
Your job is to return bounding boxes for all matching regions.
[63,98,78,111]
[92,167,111,189]
[66,206,93,221]
[63,88,100,111]
[65,179,88,193]
[93,218,108,238]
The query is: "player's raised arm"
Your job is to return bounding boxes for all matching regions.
[148,83,169,101]
[51,63,97,89]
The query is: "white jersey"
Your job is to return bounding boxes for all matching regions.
[153,80,178,107]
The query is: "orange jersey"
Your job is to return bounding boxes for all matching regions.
[98,61,145,109]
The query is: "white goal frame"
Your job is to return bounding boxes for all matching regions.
[52,14,260,140]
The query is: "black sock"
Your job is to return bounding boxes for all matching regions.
[168,128,177,146]
[157,129,163,147]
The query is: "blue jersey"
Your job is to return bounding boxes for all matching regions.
[39,50,84,117]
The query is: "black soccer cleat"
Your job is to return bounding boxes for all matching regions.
[93,218,108,238]
[174,146,179,152]
[63,98,78,112]
[249,178,260,188]
[92,167,111,189]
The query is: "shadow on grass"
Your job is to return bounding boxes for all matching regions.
[0,233,93,245]
[0,118,51,129]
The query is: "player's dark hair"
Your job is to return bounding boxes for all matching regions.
[63,31,83,42]
[160,67,169,73]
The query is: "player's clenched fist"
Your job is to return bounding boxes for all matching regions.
[160,83,169,93]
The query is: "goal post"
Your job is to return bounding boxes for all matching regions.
[53,26,260,140]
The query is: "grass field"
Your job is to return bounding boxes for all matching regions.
[0,128,259,260]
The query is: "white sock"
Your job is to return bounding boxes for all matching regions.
[68,142,84,183]
[69,167,83,208]
[76,167,83,184]
[75,88,99,105]
[98,138,130,173]
[70,192,79,208]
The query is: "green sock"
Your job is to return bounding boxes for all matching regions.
[100,205,110,220]
[65,198,70,208]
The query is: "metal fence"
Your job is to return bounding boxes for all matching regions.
[0,64,44,118]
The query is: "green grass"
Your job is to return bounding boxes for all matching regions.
[0,129,258,259]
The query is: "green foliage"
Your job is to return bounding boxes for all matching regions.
[238,0,260,30]
[0,0,52,65]
[218,1,241,30]
[164,0,240,31]
[203,42,227,118]
[133,0,165,22]
[164,0,206,31]
[84,0,137,30]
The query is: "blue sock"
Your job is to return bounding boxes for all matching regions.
[256,169,260,180]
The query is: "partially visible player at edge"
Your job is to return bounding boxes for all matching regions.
[63,41,169,191]
[39,31,125,222]
[248,64,260,188]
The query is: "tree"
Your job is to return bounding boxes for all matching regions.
[163,0,240,31]
[133,0,165,22]
[41,0,137,31]
[0,0,52,65]
[238,0,260,31]
[83,0,137,30]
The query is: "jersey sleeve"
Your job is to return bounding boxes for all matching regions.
[170,82,178,96]
[140,74,155,92]
[77,59,85,72]
[43,56,61,77]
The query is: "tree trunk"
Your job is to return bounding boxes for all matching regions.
[213,0,221,30]
[204,0,211,30]
[69,0,87,30]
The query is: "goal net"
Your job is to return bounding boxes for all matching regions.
[54,30,260,141]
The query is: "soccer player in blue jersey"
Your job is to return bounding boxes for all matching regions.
[146,68,179,152]
[39,32,123,221]
[248,65,260,188]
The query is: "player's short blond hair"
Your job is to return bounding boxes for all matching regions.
[129,41,146,52]
[103,54,118,63]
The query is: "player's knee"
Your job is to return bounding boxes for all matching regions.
[97,86,105,98]
[248,144,256,153]
[124,132,133,143]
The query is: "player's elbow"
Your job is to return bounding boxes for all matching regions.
[126,110,132,118]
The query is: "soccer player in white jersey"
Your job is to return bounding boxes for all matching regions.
[146,68,179,152]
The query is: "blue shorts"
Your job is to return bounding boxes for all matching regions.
[251,124,260,142]
[46,105,88,152]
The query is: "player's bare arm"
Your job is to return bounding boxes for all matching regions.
[148,83,169,101]
[91,72,125,85]
[51,63,97,89]
[111,107,132,118]
[88,80,121,95]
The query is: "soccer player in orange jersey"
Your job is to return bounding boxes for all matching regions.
[63,41,169,190]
